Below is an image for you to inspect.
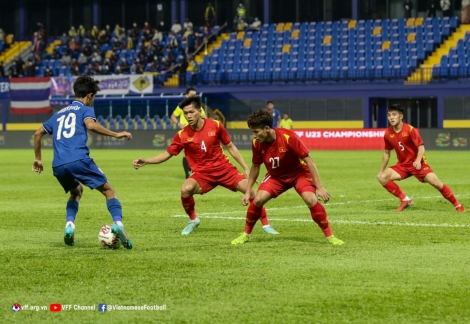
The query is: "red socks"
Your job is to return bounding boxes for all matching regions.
[250,198,269,226]
[383,181,407,200]
[245,201,262,234]
[439,184,459,207]
[181,196,197,220]
[309,202,333,238]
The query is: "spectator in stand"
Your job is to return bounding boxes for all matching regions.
[70,59,80,76]
[205,2,216,27]
[84,63,96,75]
[189,56,199,85]
[158,20,168,33]
[250,17,261,31]
[68,26,76,38]
[237,2,246,20]
[143,22,151,31]
[168,32,179,48]
[132,22,139,36]
[24,58,36,77]
[441,0,452,17]
[77,25,85,40]
[183,25,194,40]
[427,0,437,17]
[171,20,183,34]
[91,25,99,40]
[44,66,53,77]
[184,18,194,32]
[280,113,293,130]
[78,53,87,66]
[404,0,413,18]
[153,28,163,43]
[60,33,69,45]
[16,57,25,76]
[0,61,5,78]
[69,37,79,51]
[61,49,72,66]
[463,0,470,23]
[0,29,5,42]
[237,19,247,32]
[105,24,111,36]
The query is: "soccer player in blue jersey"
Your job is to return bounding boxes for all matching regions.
[266,101,281,128]
[32,75,134,249]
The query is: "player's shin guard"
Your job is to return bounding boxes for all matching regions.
[250,198,269,226]
[181,196,197,220]
[383,181,407,200]
[309,202,333,238]
[66,200,79,223]
[439,184,459,207]
[245,201,262,235]
[106,198,123,223]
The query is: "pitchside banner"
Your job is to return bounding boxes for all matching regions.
[50,75,154,96]
[1,129,470,150]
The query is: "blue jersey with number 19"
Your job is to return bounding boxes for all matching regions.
[42,100,96,167]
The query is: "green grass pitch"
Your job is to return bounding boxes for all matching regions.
[1,149,469,323]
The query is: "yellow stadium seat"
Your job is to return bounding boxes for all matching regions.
[276,23,284,32]
[373,27,382,36]
[348,20,357,29]
[407,33,416,42]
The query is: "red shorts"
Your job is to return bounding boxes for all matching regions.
[189,164,246,194]
[391,162,434,182]
[258,172,317,198]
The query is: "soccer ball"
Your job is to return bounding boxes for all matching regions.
[98,225,121,249]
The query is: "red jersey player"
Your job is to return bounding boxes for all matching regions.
[231,109,344,245]
[132,96,278,235]
[377,104,465,212]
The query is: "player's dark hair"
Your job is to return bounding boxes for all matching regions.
[266,100,274,105]
[73,75,100,98]
[247,109,273,129]
[180,95,202,110]
[185,87,197,95]
[388,104,404,115]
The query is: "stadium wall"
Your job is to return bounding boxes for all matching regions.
[1,129,469,150]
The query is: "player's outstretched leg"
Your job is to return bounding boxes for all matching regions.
[108,199,133,249]
[231,201,262,244]
[424,174,465,212]
[249,198,279,235]
[64,184,82,246]
[181,196,200,235]
[377,169,412,212]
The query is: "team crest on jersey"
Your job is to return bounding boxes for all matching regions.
[390,134,395,138]
[208,131,216,136]
[279,147,286,153]
[187,137,193,142]
[423,167,429,170]
[402,132,408,137]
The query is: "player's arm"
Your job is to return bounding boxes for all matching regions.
[32,126,47,174]
[380,149,391,172]
[224,141,250,176]
[242,163,261,206]
[85,118,132,140]
[133,151,173,169]
[171,107,185,129]
[413,145,425,170]
[302,155,331,202]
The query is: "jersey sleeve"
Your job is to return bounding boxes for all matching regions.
[410,127,424,147]
[251,141,263,165]
[42,117,54,135]
[288,133,309,158]
[167,131,184,156]
[217,122,231,145]
[83,107,96,122]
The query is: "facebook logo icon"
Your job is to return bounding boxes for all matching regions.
[98,304,107,312]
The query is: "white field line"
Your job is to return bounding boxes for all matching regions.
[170,195,470,228]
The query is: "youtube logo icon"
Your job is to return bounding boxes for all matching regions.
[50,304,62,312]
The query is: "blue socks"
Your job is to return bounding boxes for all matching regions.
[66,200,79,223]
[106,198,123,223]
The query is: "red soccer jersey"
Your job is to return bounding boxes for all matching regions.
[384,123,425,164]
[167,118,232,173]
[252,128,310,180]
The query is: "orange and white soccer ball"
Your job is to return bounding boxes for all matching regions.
[98,225,121,249]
